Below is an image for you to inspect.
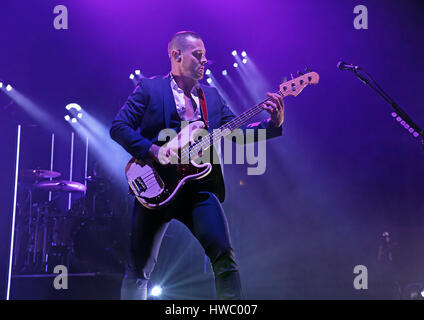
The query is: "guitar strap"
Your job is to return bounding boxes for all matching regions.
[197,86,209,129]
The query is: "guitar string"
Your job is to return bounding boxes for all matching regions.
[179,90,286,163]
[180,101,270,162]
[180,98,271,161]
[154,74,312,163]
[135,75,314,190]
[192,78,312,156]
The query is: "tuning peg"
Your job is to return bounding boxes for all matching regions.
[305,67,312,73]
[297,70,304,76]
[290,73,294,80]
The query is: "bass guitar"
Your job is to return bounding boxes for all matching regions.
[126,71,320,209]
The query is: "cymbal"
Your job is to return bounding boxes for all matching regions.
[20,169,61,179]
[35,180,87,192]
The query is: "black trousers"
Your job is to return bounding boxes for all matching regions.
[120,186,242,300]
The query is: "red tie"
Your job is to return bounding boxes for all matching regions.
[197,87,209,129]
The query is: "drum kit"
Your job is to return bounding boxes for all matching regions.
[14,168,128,275]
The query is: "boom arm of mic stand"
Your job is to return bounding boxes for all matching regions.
[352,69,424,150]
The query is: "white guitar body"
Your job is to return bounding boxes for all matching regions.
[125,121,212,209]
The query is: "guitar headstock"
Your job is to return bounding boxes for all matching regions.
[279,69,320,97]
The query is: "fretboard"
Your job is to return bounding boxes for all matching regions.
[181,92,282,162]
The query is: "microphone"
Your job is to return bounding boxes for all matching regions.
[337,61,360,71]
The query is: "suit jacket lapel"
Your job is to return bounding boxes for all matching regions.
[162,75,176,128]
[162,75,212,129]
[201,85,213,129]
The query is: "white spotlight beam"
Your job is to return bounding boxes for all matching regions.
[67,114,130,189]
[205,73,235,114]
[65,103,83,123]
[239,56,272,95]
[233,54,268,103]
[129,73,138,86]
[222,74,250,111]
[3,88,57,130]
[150,285,163,297]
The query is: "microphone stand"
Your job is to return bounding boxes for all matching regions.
[348,66,424,150]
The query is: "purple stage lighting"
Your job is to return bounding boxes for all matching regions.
[65,103,83,123]
[66,103,81,111]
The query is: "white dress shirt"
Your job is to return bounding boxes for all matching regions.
[169,73,202,122]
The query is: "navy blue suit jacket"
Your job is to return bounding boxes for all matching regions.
[110,75,282,202]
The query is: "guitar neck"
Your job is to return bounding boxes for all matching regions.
[190,92,282,155]
[221,97,274,132]
[183,71,320,160]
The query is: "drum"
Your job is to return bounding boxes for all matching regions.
[48,214,85,248]
[70,217,128,273]
[45,213,85,273]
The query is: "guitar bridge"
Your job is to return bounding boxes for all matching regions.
[132,177,147,195]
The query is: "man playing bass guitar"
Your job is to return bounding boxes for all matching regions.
[110,31,284,300]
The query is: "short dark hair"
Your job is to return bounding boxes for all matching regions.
[168,31,202,58]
